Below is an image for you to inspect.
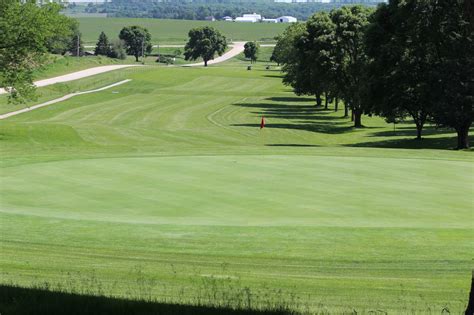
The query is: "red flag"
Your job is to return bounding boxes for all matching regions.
[260,116,265,129]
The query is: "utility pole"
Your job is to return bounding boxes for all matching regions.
[141,37,145,65]
[76,34,80,57]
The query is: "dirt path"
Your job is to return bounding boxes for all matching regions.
[0,65,140,96]
[0,80,132,120]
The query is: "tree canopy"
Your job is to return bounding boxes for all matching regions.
[365,0,473,147]
[184,26,227,67]
[277,6,372,125]
[119,26,152,62]
[275,1,472,148]
[95,31,110,56]
[0,0,74,102]
[243,41,259,64]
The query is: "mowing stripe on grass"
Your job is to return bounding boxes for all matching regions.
[0,80,132,120]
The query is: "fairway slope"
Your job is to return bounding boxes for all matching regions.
[0,64,472,313]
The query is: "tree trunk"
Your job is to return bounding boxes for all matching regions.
[351,110,354,122]
[410,113,427,140]
[335,97,339,112]
[344,104,349,117]
[135,54,139,62]
[324,91,329,110]
[466,270,474,315]
[315,95,322,107]
[354,109,363,128]
[415,122,423,140]
[204,60,208,67]
[456,123,470,149]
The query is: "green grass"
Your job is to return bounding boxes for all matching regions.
[77,17,286,45]
[0,57,472,313]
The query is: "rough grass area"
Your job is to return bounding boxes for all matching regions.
[77,17,285,44]
[0,53,472,313]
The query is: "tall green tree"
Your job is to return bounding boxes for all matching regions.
[271,24,305,67]
[94,31,110,56]
[301,12,337,109]
[0,0,73,102]
[366,0,473,148]
[47,18,81,56]
[243,41,259,63]
[184,26,227,67]
[428,0,473,149]
[365,0,434,139]
[330,6,372,127]
[276,23,322,105]
[119,26,152,62]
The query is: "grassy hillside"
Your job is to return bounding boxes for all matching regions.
[33,55,130,81]
[77,17,286,44]
[0,58,472,313]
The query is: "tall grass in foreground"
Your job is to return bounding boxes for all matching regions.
[0,267,468,314]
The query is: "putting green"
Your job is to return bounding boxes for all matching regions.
[0,63,472,312]
[1,155,471,228]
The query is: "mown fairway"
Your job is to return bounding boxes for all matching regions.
[77,17,286,44]
[0,59,472,312]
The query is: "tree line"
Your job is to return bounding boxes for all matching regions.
[272,0,473,149]
[76,0,344,21]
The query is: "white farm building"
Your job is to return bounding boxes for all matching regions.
[235,17,258,22]
[262,18,278,23]
[232,13,297,23]
[234,13,263,23]
[277,16,298,23]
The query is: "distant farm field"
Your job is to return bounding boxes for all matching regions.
[77,17,287,45]
[0,56,472,313]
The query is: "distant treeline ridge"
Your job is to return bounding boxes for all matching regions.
[72,0,384,21]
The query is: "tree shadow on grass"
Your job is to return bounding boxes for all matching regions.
[368,126,455,138]
[235,102,342,122]
[266,144,320,147]
[232,122,354,134]
[232,101,372,135]
[262,75,284,79]
[0,285,295,315]
[347,135,473,150]
[264,97,315,103]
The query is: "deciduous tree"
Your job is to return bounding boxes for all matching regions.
[330,6,372,127]
[366,0,473,147]
[276,23,325,105]
[271,23,305,67]
[184,26,227,67]
[365,1,434,139]
[119,26,152,62]
[301,12,337,109]
[0,0,73,102]
[244,41,259,63]
[428,0,473,149]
